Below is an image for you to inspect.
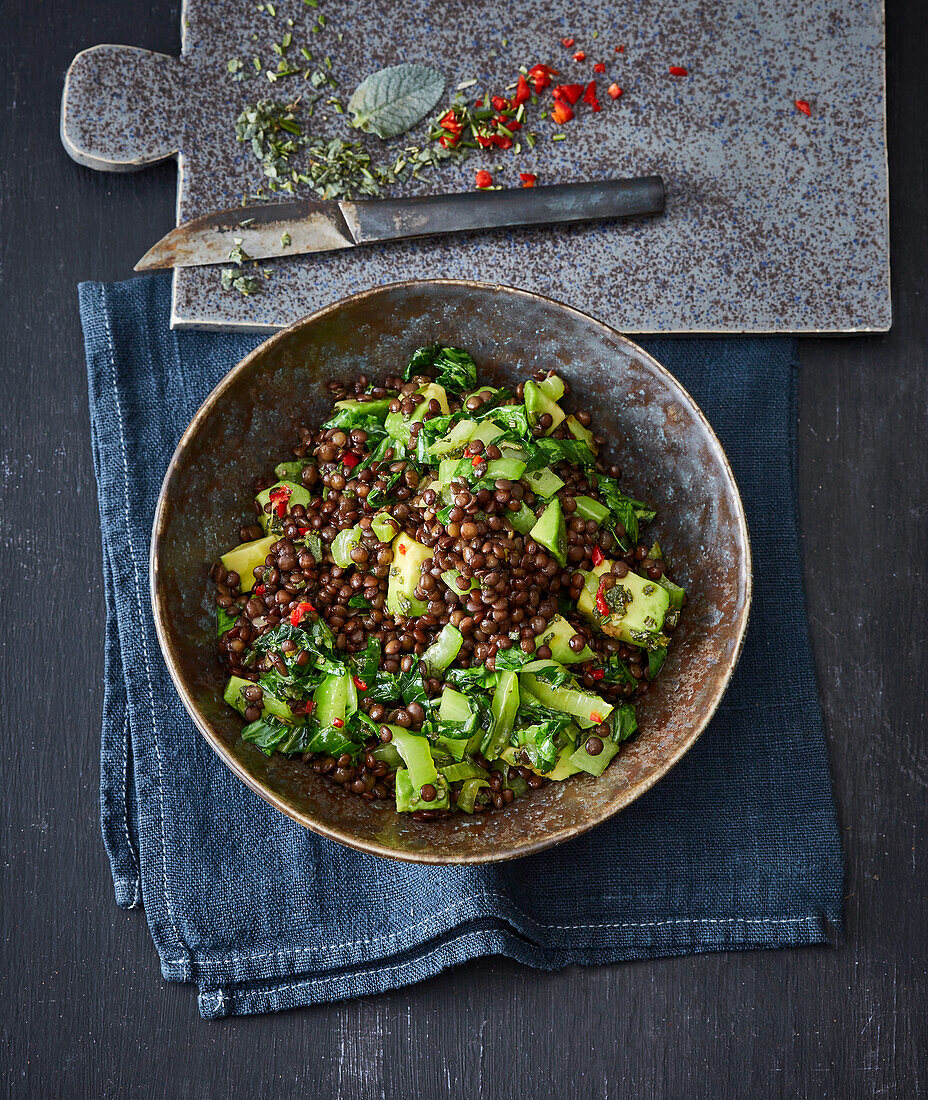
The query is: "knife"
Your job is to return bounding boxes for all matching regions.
[134,176,665,271]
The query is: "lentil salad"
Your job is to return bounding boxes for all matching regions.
[214,347,685,820]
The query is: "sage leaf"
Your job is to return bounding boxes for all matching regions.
[347,63,445,139]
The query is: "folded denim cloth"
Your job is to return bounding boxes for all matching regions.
[79,275,842,1018]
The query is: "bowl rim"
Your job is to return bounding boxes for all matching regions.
[150,278,753,864]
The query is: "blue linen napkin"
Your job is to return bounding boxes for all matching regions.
[79,274,843,1019]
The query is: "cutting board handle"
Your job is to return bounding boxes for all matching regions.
[61,45,185,172]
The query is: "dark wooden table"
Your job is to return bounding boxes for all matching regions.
[2,2,925,1097]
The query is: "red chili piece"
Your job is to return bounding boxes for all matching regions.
[590,711,604,724]
[573,51,586,62]
[552,101,574,125]
[595,577,610,616]
[288,602,316,629]
[341,451,360,468]
[591,668,605,681]
[332,718,345,728]
[268,485,292,517]
[352,676,368,691]
[795,99,812,116]
[527,64,557,92]
[561,36,575,48]
[669,66,688,76]
[583,80,602,111]
[591,546,605,566]
[554,83,584,105]
[475,169,493,189]
[289,601,316,626]
[615,45,625,53]
[491,94,509,111]
[608,82,623,99]
[519,172,538,187]
[512,73,531,105]
[593,62,606,73]
[438,108,462,148]
[254,584,265,596]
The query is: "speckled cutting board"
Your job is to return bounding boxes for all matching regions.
[62,0,889,333]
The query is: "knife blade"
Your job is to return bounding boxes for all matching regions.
[134,176,665,271]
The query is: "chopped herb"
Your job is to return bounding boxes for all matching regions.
[280,231,292,247]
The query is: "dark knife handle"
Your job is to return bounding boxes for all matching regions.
[345,176,665,244]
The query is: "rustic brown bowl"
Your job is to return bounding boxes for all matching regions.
[151,280,751,864]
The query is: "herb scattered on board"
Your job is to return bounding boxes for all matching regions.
[346,63,446,139]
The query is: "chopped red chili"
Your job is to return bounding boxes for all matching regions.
[491,94,509,111]
[254,584,265,596]
[551,100,574,125]
[572,51,586,62]
[591,668,605,681]
[438,108,462,148]
[583,80,602,111]
[268,485,292,517]
[795,99,812,116]
[475,169,493,189]
[554,83,584,105]
[669,66,688,76]
[519,172,538,187]
[595,577,610,616]
[593,61,606,73]
[590,711,604,724]
[607,82,623,99]
[352,676,368,691]
[341,451,360,469]
[471,453,485,467]
[512,74,531,105]
[527,64,557,92]
[561,36,575,48]
[332,717,345,728]
[289,600,316,626]
[615,44,625,53]
[591,546,605,566]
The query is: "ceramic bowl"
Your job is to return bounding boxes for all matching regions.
[151,280,751,863]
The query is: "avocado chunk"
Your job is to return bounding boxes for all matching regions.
[220,534,276,592]
[333,396,392,420]
[572,495,610,526]
[386,531,433,617]
[535,613,595,664]
[523,379,566,434]
[509,502,538,535]
[522,465,565,498]
[255,480,312,531]
[577,561,671,649]
[529,498,568,566]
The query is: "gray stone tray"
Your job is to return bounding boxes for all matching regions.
[61,0,890,333]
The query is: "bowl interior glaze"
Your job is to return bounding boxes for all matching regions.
[151,280,751,863]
